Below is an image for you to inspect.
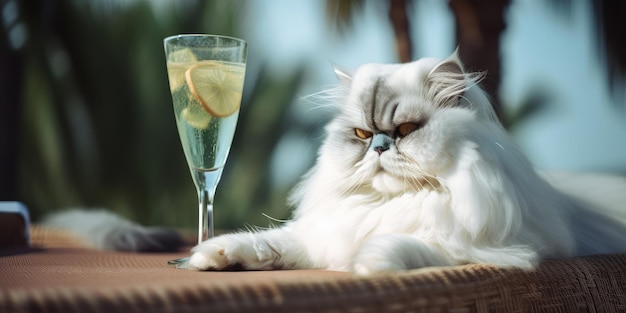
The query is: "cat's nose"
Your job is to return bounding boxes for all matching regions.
[371,133,392,155]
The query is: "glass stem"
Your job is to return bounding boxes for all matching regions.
[198,188,214,244]
[192,167,224,245]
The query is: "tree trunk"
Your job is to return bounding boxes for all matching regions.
[389,0,412,63]
[449,0,511,120]
[592,0,626,102]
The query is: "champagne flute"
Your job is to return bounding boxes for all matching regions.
[163,34,247,267]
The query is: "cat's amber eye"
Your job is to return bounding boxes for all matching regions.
[396,122,422,138]
[354,128,373,139]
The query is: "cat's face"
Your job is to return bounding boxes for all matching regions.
[322,55,483,195]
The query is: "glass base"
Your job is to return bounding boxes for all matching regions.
[168,256,191,269]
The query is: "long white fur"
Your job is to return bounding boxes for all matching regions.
[188,51,626,273]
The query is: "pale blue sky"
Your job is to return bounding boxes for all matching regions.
[502,0,626,172]
[243,0,626,186]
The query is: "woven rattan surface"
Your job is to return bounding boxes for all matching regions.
[1,227,625,313]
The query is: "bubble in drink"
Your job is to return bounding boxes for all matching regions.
[166,58,245,171]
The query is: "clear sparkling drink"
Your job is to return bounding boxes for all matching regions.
[167,56,245,172]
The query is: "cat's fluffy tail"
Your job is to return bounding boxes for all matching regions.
[542,171,626,256]
[42,209,185,252]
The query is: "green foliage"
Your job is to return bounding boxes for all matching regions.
[16,1,305,230]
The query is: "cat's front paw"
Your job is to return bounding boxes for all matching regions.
[183,233,279,271]
[188,242,230,270]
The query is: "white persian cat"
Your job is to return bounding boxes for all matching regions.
[183,51,626,274]
[49,51,623,272]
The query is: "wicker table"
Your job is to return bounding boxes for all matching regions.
[1,227,625,313]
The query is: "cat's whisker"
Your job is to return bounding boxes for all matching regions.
[261,213,290,225]
[391,146,446,192]
[299,84,350,113]
[242,223,266,232]
[402,168,429,192]
[393,160,442,192]
[341,156,382,196]
[345,170,372,195]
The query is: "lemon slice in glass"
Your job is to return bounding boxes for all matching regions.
[182,104,212,130]
[166,48,197,92]
[185,61,245,117]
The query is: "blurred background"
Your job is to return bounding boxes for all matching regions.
[1,0,625,231]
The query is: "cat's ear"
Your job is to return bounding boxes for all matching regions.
[425,48,468,107]
[429,48,465,77]
[333,65,353,84]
